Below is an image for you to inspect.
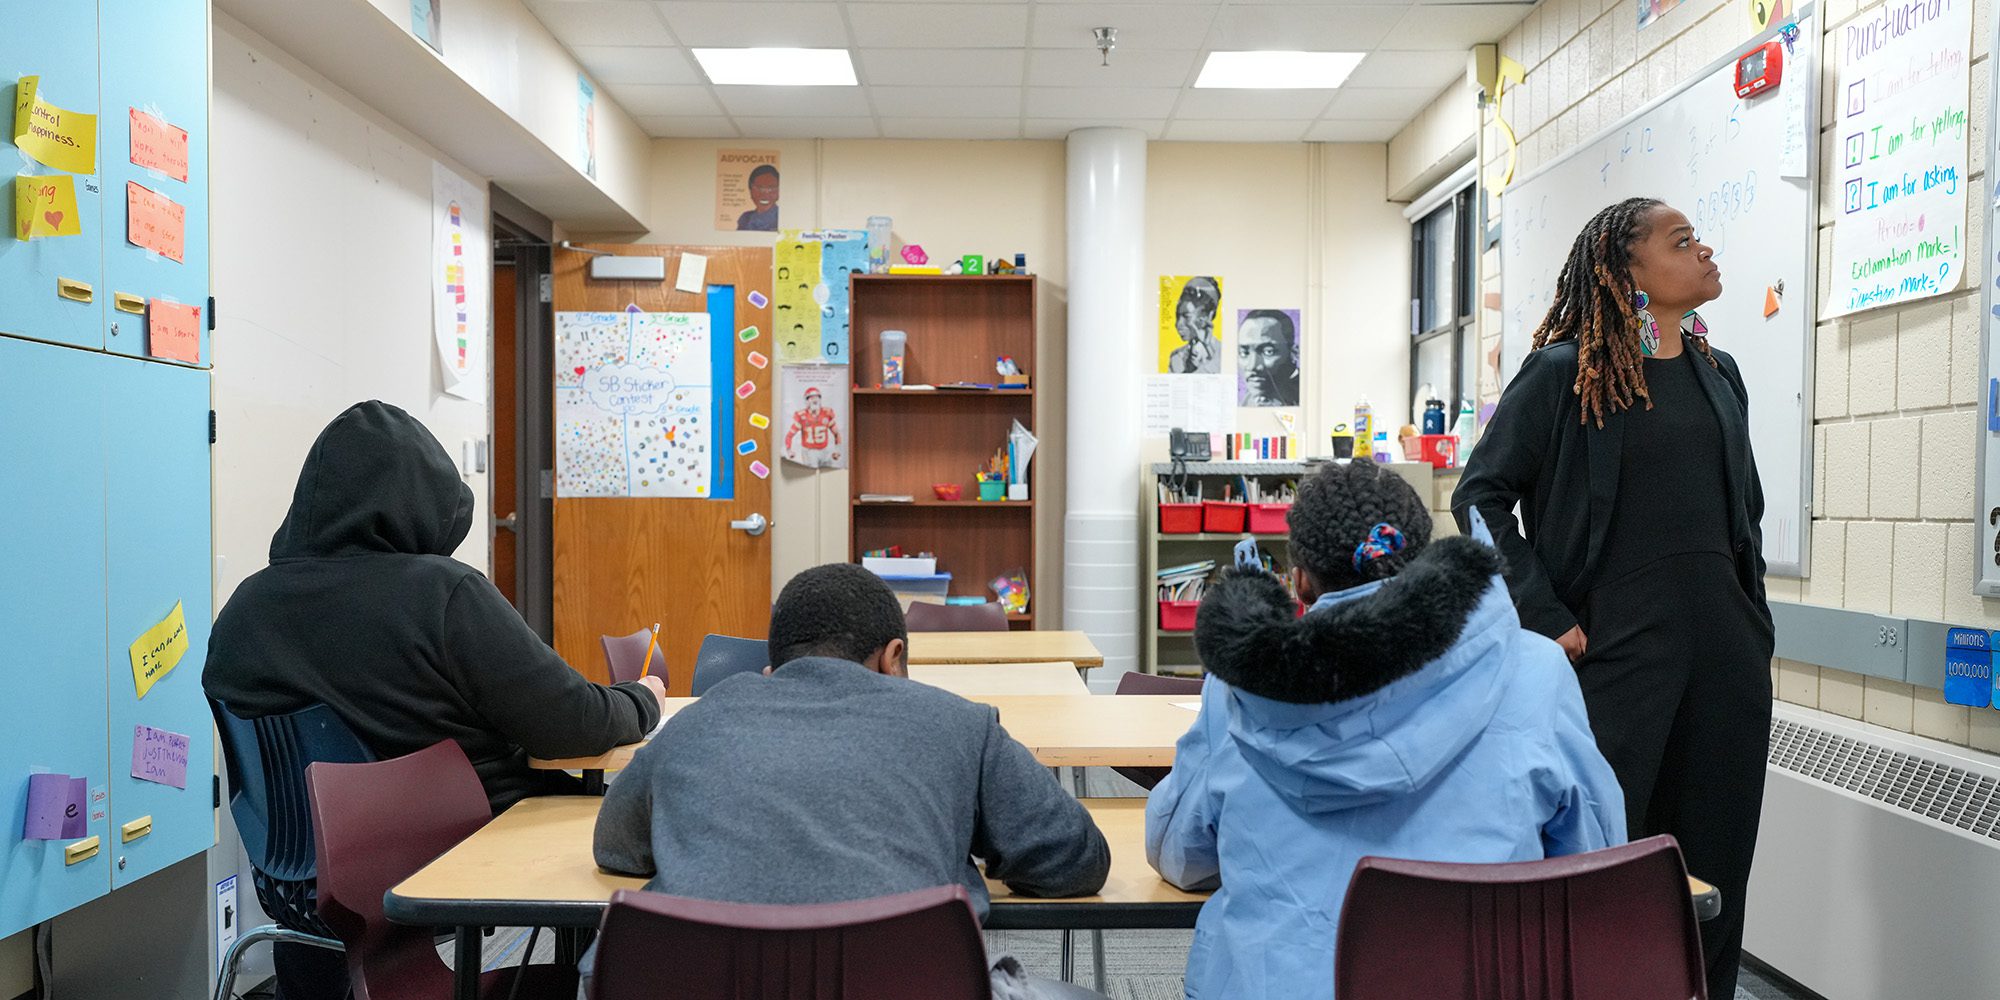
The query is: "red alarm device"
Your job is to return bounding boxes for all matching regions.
[1734,39,1783,98]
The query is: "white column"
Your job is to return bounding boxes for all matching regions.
[1064,128,1147,687]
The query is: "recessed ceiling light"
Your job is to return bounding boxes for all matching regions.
[692,48,858,87]
[1195,51,1365,89]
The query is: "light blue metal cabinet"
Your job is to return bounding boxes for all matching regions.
[0,338,113,939]
[0,11,106,350]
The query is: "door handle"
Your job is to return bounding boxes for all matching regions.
[730,513,769,537]
[493,514,519,532]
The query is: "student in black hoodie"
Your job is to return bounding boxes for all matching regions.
[205,400,663,1000]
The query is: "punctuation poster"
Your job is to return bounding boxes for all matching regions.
[555,310,716,497]
[1827,0,1971,317]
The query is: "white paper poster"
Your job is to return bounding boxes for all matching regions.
[555,310,715,496]
[431,162,489,402]
[1142,373,1233,441]
[779,365,849,469]
[1826,0,1971,317]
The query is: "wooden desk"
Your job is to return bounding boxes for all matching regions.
[909,661,1090,696]
[533,694,1197,773]
[908,630,1104,669]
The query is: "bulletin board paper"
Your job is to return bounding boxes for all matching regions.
[1825,0,1972,318]
[774,229,866,364]
[432,162,489,402]
[556,310,717,497]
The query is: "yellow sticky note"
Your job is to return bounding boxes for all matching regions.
[14,173,80,240]
[129,602,189,700]
[13,76,97,176]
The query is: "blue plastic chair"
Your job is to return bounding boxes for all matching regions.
[210,699,374,1000]
[689,635,770,695]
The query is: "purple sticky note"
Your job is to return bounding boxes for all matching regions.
[62,778,86,837]
[22,773,69,840]
[131,724,191,789]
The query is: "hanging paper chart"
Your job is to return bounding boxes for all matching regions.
[555,309,718,497]
[773,229,867,364]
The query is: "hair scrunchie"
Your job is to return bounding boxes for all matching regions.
[1351,522,1406,572]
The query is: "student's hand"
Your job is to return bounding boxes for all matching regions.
[636,675,667,711]
[1556,626,1588,664]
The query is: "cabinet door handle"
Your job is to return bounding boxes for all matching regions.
[64,836,100,866]
[57,278,93,303]
[114,292,146,314]
[120,815,153,843]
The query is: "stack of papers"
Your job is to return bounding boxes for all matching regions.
[858,494,915,503]
[1157,560,1217,602]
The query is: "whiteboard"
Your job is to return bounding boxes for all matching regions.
[1976,9,2000,595]
[1499,15,1818,574]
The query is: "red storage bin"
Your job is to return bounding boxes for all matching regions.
[1159,503,1202,534]
[1248,503,1291,534]
[1159,601,1200,632]
[1201,501,1247,533]
[1417,434,1460,469]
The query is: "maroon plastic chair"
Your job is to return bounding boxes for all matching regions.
[589,884,990,1000]
[1335,835,1707,1000]
[1112,672,1204,791]
[599,627,666,686]
[905,601,1010,632]
[306,740,577,1000]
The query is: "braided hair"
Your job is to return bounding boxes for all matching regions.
[1287,460,1432,594]
[1532,197,1719,427]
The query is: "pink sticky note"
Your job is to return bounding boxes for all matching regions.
[22,773,69,840]
[131,725,191,789]
[148,300,201,363]
[126,181,186,263]
[749,460,770,479]
[129,109,190,182]
[736,380,756,399]
[747,351,768,370]
[747,290,769,309]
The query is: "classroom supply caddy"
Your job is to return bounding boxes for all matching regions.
[847,274,1039,628]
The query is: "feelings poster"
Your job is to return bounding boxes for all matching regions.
[555,310,716,497]
[773,229,867,365]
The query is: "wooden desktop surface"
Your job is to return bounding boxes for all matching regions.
[909,661,1091,696]
[531,694,1198,772]
[907,630,1103,668]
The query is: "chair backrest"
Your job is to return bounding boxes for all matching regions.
[210,699,375,881]
[1334,835,1707,1000]
[1109,672,1203,790]
[690,634,770,695]
[306,739,493,998]
[600,627,667,686]
[590,885,991,1000]
[904,601,1010,632]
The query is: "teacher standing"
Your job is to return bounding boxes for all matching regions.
[1453,197,1773,999]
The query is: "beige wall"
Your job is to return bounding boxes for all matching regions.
[624,138,1413,612]
[1389,80,1481,201]
[1455,0,2000,753]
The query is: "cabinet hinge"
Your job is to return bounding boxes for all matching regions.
[209,410,217,445]
[213,774,222,809]
[207,295,216,330]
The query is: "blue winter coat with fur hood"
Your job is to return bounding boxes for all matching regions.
[1145,529,1626,1000]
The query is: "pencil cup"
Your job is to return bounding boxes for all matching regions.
[978,480,1006,501]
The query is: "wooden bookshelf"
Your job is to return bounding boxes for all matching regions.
[849,275,1038,629]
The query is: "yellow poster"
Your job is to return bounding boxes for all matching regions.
[773,234,823,364]
[15,173,80,240]
[1158,275,1223,374]
[129,601,189,700]
[12,76,97,176]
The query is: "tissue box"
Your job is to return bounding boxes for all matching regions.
[864,556,937,577]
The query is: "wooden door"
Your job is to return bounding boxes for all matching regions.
[551,246,773,694]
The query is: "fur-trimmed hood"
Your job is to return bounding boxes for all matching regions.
[1191,534,1523,814]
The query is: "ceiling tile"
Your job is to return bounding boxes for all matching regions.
[1322,85,1445,121]
[1027,48,1198,88]
[1302,119,1402,141]
[654,2,851,47]
[1346,49,1467,90]
[1175,88,1336,120]
[858,48,1026,86]
[571,46,705,85]
[634,115,740,138]
[732,117,884,139]
[713,84,873,117]
[1024,86,1180,118]
[603,83,723,116]
[1379,4,1532,49]
[1208,5,1406,50]
[1023,118,1167,139]
[524,0,675,47]
[878,117,1025,139]
[1029,5,1216,49]
[1163,119,1316,141]
[845,4,1031,48]
[868,86,1022,118]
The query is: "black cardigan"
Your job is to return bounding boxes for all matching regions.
[1451,337,1772,640]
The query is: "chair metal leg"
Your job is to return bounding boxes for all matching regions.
[1091,929,1106,991]
[1059,929,1074,983]
[454,927,482,1000]
[213,925,344,1000]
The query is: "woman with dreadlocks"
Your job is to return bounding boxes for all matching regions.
[1453,197,1772,999]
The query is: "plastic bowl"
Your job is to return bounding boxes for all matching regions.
[932,483,963,501]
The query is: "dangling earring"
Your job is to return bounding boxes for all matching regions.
[1632,289,1660,357]
[1680,309,1709,338]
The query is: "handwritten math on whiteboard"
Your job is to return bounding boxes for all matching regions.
[1826,0,1972,318]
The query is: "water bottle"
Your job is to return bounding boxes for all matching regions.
[1373,432,1393,463]
[880,329,907,387]
[1421,399,1447,435]
[866,216,893,274]
[1352,399,1374,461]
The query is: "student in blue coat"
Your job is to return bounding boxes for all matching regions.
[1146,459,1626,1000]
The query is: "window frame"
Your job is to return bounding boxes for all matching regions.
[1408,178,1478,411]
